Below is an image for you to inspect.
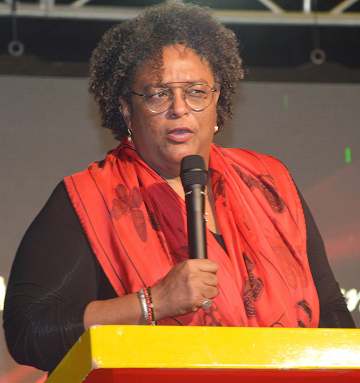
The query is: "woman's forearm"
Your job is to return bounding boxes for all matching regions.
[83,293,145,329]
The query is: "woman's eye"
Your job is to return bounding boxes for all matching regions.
[191,89,205,94]
[149,89,169,99]
[188,88,207,97]
[157,91,169,98]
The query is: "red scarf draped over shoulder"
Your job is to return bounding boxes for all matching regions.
[64,141,319,328]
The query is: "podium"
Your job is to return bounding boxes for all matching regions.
[46,326,360,383]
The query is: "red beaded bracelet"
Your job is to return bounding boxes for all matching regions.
[143,287,156,325]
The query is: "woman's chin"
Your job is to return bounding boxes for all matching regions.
[166,143,208,163]
[142,144,209,178]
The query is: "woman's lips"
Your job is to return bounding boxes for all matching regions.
[166,128,194,143]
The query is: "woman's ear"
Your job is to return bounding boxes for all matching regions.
[214,87,220,105]
[119,97,132,130]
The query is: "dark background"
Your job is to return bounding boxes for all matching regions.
[0,1,359,382]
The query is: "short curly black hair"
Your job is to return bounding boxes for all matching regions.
[89,0,244,140]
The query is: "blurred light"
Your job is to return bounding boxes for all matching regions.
[345,146,352,164]
[283,94,289,110]
[0,276,5,311]
[303,0,311,13]
[341,287,360,312]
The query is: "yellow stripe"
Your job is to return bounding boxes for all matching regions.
[46,326,360,382]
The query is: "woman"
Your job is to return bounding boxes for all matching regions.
[3,1,355,373]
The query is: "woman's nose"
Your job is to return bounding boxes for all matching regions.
[169,89,189,116]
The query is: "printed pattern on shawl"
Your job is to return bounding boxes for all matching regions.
[64,141,319,328]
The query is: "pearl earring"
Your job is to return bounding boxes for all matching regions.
[127,127,133,141]
[214,125,219,133]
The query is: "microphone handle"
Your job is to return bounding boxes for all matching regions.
[185,184,207,259]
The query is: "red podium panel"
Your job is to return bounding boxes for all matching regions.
[46,326,360,383]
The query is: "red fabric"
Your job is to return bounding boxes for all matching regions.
[64,141,319,327]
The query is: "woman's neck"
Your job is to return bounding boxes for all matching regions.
[164,176,185,199]
[165,177,219,234]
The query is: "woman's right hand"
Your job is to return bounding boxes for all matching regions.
[150,259,219,320]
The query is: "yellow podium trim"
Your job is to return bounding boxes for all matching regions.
[46,326,360,383]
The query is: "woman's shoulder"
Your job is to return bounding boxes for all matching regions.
[35,181,74,223]
[218,146,290,175]
[218,145,300,214]
[21,180,83,245]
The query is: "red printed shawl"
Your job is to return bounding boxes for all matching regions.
[64,140,319,327]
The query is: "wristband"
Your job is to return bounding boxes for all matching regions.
[137,287,156,325]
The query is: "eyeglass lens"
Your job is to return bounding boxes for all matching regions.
[145,83,214,113]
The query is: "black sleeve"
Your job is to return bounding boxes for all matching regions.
[3,181,115,372]
[300,193,356,328]
[3,180,355,373]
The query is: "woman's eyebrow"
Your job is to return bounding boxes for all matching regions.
[146,80,210,88]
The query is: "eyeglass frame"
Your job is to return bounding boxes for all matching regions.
[130,81,219,113]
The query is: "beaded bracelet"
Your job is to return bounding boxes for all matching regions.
[137,287,156,325]
[145,287,156,325]
[143,287,156,325]
[137,288,149,324]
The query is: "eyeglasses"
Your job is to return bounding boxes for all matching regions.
[131,82,218,113]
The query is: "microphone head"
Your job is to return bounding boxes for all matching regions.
[180,155,208,189]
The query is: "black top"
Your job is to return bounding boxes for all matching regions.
[3,181,355,372]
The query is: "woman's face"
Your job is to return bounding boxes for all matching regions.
[122,44,220,178]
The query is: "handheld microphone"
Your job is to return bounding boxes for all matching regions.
[180,155,208,259]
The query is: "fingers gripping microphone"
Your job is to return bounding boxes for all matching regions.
[180,155,208,259]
